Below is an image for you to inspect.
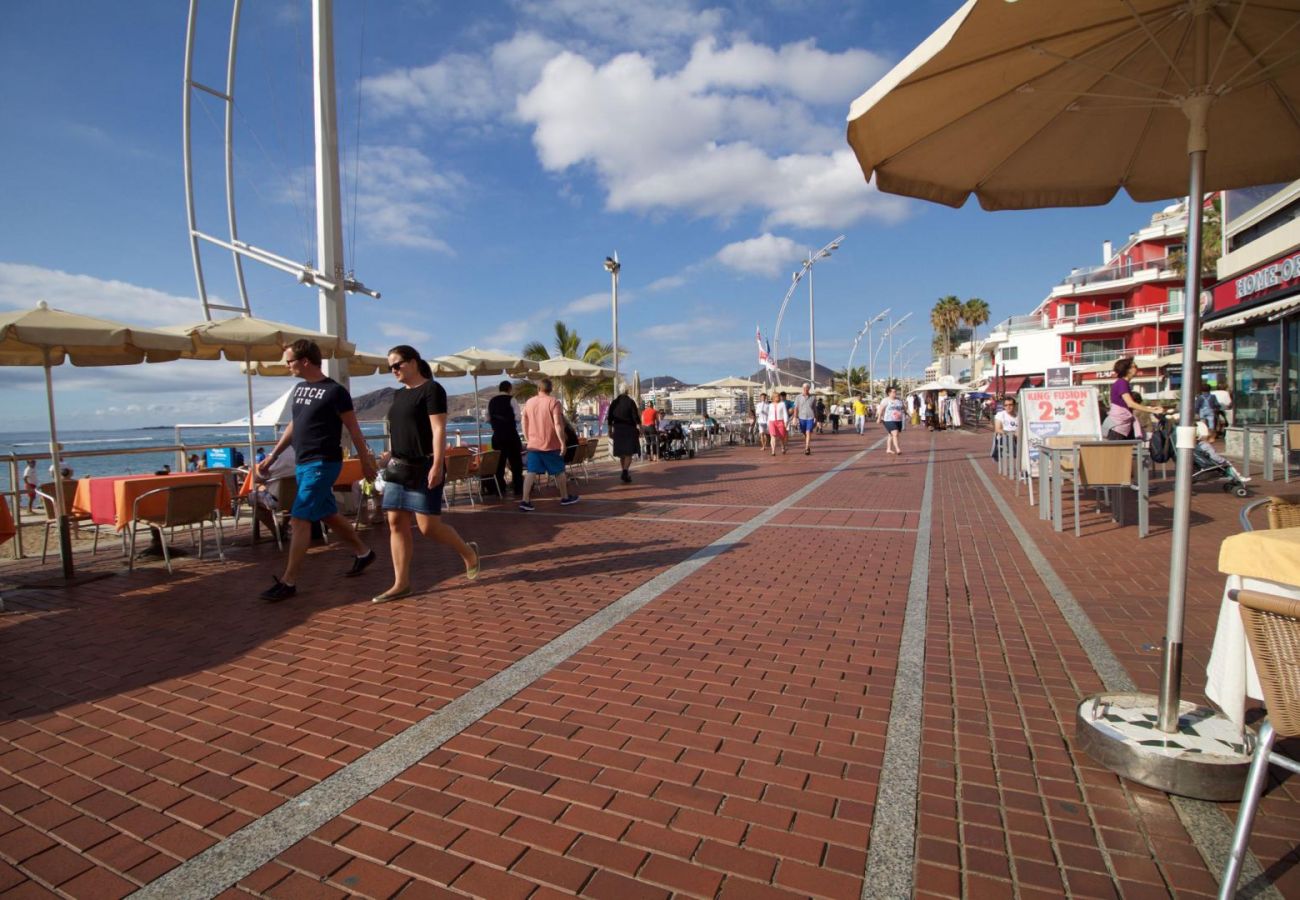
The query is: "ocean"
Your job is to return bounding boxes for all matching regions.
[0,421,495,495]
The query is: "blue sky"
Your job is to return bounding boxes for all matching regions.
[1,0,1169,430]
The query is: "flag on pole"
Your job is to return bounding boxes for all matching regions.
[756,326,769,369]
[764,339,777,372]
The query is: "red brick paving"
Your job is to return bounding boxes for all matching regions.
[1,428,1296,897]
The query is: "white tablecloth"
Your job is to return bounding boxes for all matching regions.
[1206,574,1300,733]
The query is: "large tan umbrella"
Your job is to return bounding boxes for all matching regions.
[435,347,540,446]
[700,376,763,389]
[240,351,388,378]
[535,355,614,380]
[847,0,1300,799]
[165,316,357,473]
[0,301,193,577]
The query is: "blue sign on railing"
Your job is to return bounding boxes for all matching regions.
[206,447,233,468]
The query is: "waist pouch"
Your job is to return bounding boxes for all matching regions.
[382,456,432,488]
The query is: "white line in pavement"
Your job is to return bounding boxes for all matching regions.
[862,438,935,900]
[133,442,885,900]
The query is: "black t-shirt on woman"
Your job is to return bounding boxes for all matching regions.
[387,380,448,460]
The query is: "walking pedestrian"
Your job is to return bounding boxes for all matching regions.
[814,396,826,434]
[877,385,905,455]
[607,382,640,483]
[22,459,37,512]
[756,392,770,450]
[641,400,662,461]
[769,392,789,456]
[829,401,841,434]
[488,380,524,498]
[519,378,578,510]
[795,384,817,455]
[257,339,379,602]
[371,344,480,603]
[852,395,867,435]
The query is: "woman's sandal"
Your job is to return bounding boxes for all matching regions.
[371,587,411,604]
[465,542,481,581]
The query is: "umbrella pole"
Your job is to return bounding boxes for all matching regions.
[43,354,73,578]
[245,349,257,476]
[1156,146,1207,734]
[473,375,482,449]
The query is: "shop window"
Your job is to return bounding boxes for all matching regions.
[1233,323,1283,425]
[1065,340,1076,354]
[1288,315,1299,421]
[1058,303,1077,320]
[1001,347,1019,361]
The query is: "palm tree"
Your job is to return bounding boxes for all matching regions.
[832,365,868,395]
[930,295,963,359]
[519,320,615,419]
[962,297,990,351]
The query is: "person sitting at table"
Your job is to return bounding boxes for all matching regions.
[186,453,199,472]
[154,464,172,476]
[562,415,581,465]
[250,445,298,538]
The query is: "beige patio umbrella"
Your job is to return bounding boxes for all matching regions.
[700,376,763,389]
[0,301,193,577]
[240,351,388,378]
[164,315,357,474]
[535,355,615,380]
[846,0,1300,797]
[434,347,539,445]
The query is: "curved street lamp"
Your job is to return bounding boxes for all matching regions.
[772,235,844,385]
[870,311,912,391]
[846,308,889,396]
[604,253,620,413]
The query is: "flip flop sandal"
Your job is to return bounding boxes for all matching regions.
[371,588,411,604]
[465,542,481,581]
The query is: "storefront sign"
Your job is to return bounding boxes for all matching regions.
[1044,366,1072,388]
[1018,387,1102,478]
[1234,252,1300,302]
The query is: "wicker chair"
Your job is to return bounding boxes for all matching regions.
[35,481,102,563]
[1238,494,1300,532]
[128,483,224,573]
[1217,588,1300,899]
[1064,441,1148,537]
[1285,422,1300,483]
[471,449,500,502]
[444,452,475,507]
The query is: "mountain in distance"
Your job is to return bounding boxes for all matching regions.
[747,356,838,385]
[356,374,693,420]
[639,375,686,390]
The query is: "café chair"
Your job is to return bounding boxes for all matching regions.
[35,481,102,564]
[1284,421,1299,483]
[471,449,500,502]
[1238,494,1300,532]
[1066,441,1148,538]
[1217,588,1300,900]
[444,452,475,507]
[128,483,225,574]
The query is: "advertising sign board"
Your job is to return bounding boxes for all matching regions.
[1044,366,1073,388]
[1018,387,1102,478]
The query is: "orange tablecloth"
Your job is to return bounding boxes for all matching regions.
[0,501,14,547]
[239,457,365,498]
[74,473,232,531]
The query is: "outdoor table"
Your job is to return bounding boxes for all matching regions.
[0,501,11,610]
[1206,528,1300,734]
[1239,423,1287,481]
[75,472,231,531]
[238,457,364,497]
[1040,441,1147,533]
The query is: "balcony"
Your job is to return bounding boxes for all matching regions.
[988,314,1047,338]
[1052,295,1184,333]
[1062,338,1229,368]
[1060,253,1173,288]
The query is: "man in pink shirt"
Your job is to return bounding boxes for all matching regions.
[519,378,578,511]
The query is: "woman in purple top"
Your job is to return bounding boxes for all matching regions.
[1104,357,1163,440]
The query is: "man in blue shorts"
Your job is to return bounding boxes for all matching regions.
[256,340,379,602]
[794,383,818,455]
[518,378,578,511]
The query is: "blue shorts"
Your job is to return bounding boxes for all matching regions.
[799,418,816,434]
[291,460,341,521]
[382,478,444,516]
[883,420,903,433]
[526,450,566,476]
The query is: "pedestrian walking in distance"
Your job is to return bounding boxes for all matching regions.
[257,339,379,602]
[371,345,480,603]
[877,385,905,455]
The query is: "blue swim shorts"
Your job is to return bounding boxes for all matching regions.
[799,418,816,434]
[883,420,903,433]
[291,460,342,521]
[526,450,566,476]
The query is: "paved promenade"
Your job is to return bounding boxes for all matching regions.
[1,429,1296,898]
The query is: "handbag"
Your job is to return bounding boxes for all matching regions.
[381,455,432,488]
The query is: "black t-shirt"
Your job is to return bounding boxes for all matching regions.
[607,394,639,428]
[290,378,353,463]
[387,380,448,459]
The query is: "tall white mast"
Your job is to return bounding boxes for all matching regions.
[312,0,348,390]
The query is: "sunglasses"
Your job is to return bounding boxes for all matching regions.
[389,360,407,372]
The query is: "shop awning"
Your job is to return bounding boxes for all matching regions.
[991,374,1040,394]
[1203,294,1300,331]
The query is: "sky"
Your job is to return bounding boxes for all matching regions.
[0,0,1173,431]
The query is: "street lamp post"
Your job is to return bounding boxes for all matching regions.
[847,309,889,397]
[891,337,916,386]
[878,311,912,389]
[773,235,843,387]
[604,254,620,415]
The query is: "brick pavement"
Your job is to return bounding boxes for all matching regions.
[0,428,1296,898]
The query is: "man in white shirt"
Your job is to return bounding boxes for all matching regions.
[22,460,37,512]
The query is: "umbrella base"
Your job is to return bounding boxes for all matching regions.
[1075,692,1250,801]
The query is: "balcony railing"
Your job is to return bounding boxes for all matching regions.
[989,314,1046,335]
[1060,252,1172,288]
[1062,339,1229,367]
[1054,295,1184,328]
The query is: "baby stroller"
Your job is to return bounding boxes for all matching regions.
[1192,440,1251,497]
[660,422,695,460]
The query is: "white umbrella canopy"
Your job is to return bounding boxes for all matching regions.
[845,0,1300,795]
[700,376,764,389]
[435,348,540,445]
[535,355,614,380]
[0,301,194,577]
[240,352,388,378]
[165,315,359,473]
[847,0,1300,211]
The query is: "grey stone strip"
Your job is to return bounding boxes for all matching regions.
[484,507,915,534]
[134,442,884,900]
[862,439,935,900]
[579,498,918,513]
[965,455,1278,899]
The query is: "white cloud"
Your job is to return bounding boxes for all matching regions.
[715,233,805,277]
[377,321,431,344]
[481,316,539,350]
[0,262,203,325]
[517,41,906,230]
[514,0,725,53]
[641,315,729,341]
[351,145,464,253]
[562,291,610,314]
[646,274,686,292]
